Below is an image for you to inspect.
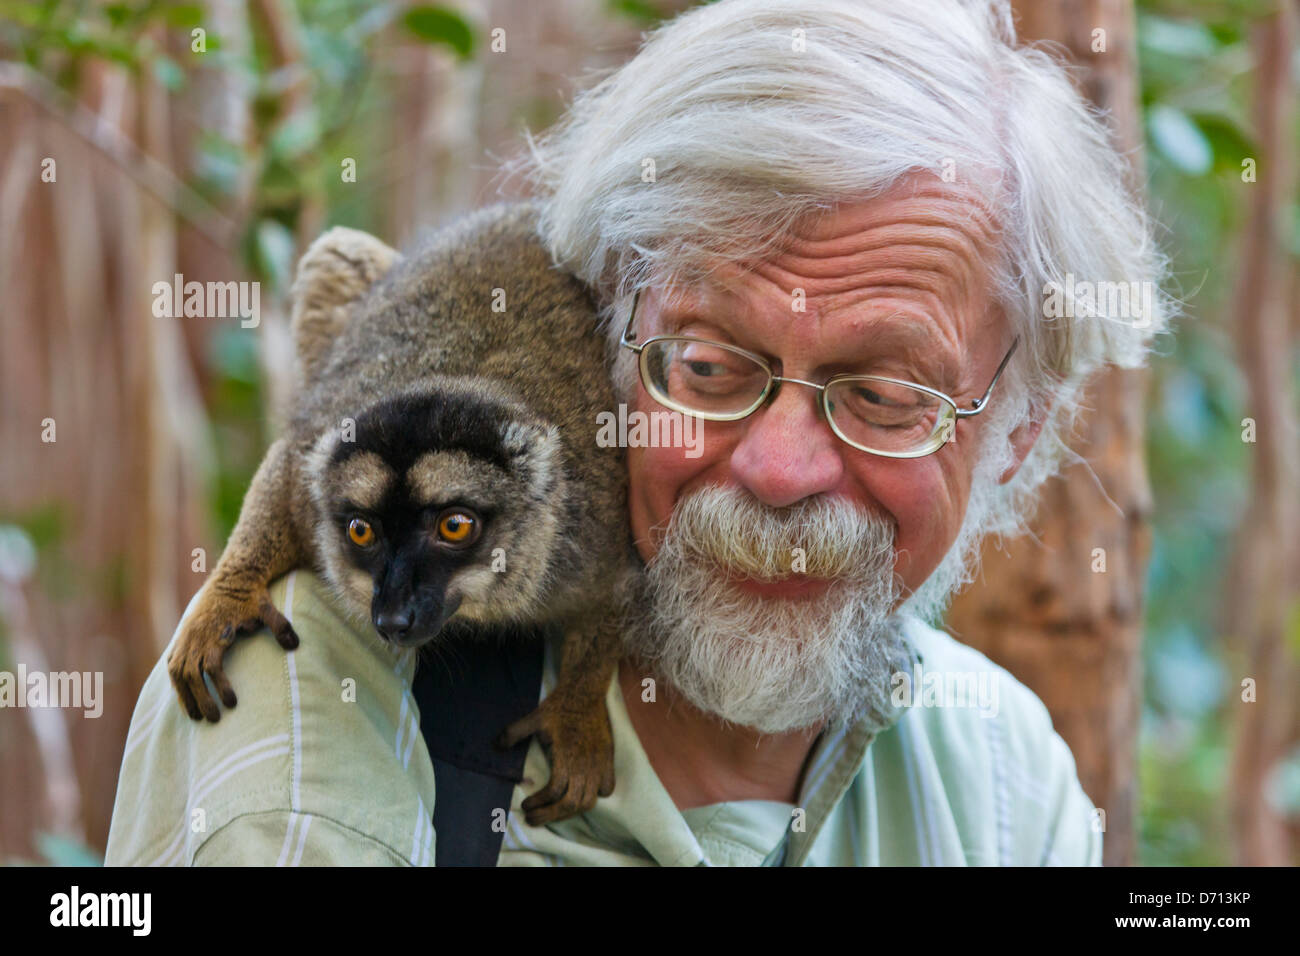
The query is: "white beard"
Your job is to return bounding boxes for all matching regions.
[625,485,917,735]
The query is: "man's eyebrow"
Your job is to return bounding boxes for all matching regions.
[658,281,742,318]
[653,287,750,338]
[846,310,955,357]
[836,311,964,382]
[657,287,961,385]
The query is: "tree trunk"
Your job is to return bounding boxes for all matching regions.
[945,0,1151,867]
[1221,0,1298,867]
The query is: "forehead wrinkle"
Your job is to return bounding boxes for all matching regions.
[766,223,996,297]
[658,192,999,386]
[669,265,973,374]
[785,202,999,252]
[768,188,1002,295]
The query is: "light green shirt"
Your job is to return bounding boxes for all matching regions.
[106,570,1102,866]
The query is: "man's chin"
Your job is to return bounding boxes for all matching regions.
[727,575,835,601]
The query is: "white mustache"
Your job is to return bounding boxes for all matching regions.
[650,484,896,581]
[632,483,910,733]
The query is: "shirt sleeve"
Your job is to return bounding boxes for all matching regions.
[104,571,438,868]
[978,649,1105,867]
[192,810,420,866]
[1038,728,1104,866]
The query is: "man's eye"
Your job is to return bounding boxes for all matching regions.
[674,344,758,389]
[834,381,933,430]
[686,360,724,377]
[680,344,746,376]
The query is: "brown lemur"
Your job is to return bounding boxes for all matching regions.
[166,201,635,825]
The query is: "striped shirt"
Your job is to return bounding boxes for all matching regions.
[105,570,1102,866]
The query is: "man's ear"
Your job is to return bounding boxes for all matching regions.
[290,227,401,381]
[998,415,1047,485]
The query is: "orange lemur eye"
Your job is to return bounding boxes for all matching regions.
[348,518,375,547]
[436,510,479,546]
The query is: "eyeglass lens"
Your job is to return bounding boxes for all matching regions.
[640,338,953,455]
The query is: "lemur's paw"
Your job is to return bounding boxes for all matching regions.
[499,694,615,826]
[166,585,298,722]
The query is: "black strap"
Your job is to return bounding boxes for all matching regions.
[411,625,547,866]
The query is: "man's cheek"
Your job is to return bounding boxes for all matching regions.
[628,422,729,560]
[627,443,678,561]
[850,464,953,587]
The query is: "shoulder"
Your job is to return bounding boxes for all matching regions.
[887,617,1102,865]
[900,618,1055,758]
[105,571,436,866]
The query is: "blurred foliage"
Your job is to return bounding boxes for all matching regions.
[403,4,474,57]
[0,0,211,84]
[0,507,77,605]
[1136,0,1300,864]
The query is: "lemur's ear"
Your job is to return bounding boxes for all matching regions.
[290,227,401,381]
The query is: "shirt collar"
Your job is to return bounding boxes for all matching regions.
[564,619,921,866]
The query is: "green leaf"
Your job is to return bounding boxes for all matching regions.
[1190,113,1256,173]
[268,107,321,161]
[210,325,261,384]
[164,3,206,29]
[0,504,67,552]
[1286,599,1300,659]
[402,6,474,59]
[257,155,300,206]
[1148,105,1213,176]
[253,218,296,294]
[152,54,185,90]
[608,0,663,23]
[1138,14,1219,59]
[103,3,132,28]
[194,133,244,197]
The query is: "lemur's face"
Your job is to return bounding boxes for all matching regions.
[336,485,483,646]
[306,387,563,646]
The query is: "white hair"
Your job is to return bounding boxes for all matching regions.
[505,0,1171,616]
[628,483,914,733]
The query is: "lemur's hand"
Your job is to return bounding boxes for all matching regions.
[498,687,616,827]
[167,580,298,722]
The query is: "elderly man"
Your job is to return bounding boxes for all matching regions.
[107,0,1164,866]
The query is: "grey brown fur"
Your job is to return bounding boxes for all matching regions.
[167,202,632,824]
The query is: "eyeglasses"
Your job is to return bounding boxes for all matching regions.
[619,290,1019,459]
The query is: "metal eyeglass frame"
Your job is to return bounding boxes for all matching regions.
[618,289,1021,459]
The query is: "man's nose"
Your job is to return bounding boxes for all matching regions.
[727,380,844,508]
